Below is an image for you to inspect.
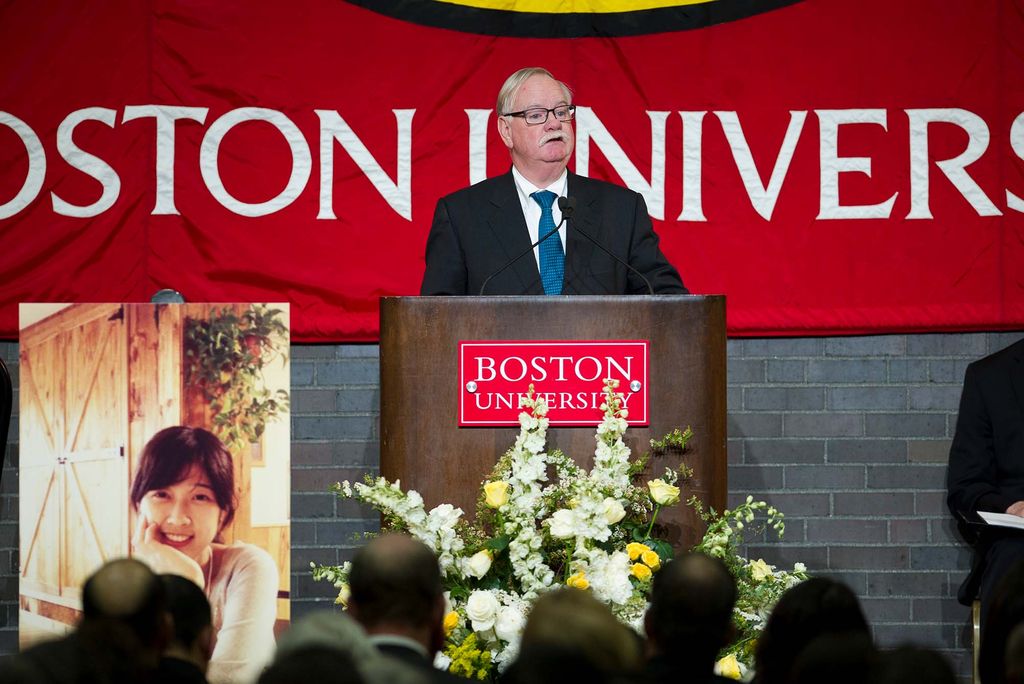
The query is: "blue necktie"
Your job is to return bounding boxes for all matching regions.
[531,190,564,295]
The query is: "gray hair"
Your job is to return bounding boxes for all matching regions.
[274,611,429,684]
[496,67,573,116]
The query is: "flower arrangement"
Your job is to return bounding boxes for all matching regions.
[691,496,809,679]
[313,379,807,680]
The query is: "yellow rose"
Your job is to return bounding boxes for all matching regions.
[641,549,661,571]
[631,563,653,581]
[336,583,351,607]
[716,654,742,680]
[484,480,510,508]
[443,611,460,635]
[566,572,590,590]
[647,479,680,506]
[627,542,651,561]
[749,558,772,583]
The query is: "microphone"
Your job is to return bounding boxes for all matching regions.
[479,198,570,296]
[558,196,654,295]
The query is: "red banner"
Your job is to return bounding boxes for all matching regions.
[1,0,1022,341]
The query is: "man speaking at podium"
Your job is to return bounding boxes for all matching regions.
[420,67,687,297]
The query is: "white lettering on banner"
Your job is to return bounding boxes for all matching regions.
[472,355,635,383]
[678,111,707,221]
[1,106,1022,221]
[122,105,209,215]
[1005,112,1024,213]
[201,108,312,217]
[575,106,668,220]
[907,108,1001,219]
[466,109,491,186]
[473,391,632,412]
[816,109,898,220]
[316,109,414,221]
[716,110,807,221]
[0,112,45,219]
[52,107,121,218]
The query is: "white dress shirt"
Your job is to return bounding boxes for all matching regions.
[510,166,568,270]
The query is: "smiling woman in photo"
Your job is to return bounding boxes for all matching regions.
[130,426,278,684]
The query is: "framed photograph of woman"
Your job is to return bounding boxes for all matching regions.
[18,302,291,684]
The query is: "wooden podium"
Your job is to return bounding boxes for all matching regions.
[379,295,726,549]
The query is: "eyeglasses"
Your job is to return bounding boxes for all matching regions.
[502,104,576,126]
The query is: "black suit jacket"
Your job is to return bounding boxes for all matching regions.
[946,337,1024,602]
[420,170,687,296]
[376,643,465,684]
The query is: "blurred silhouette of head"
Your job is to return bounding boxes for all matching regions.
[754,577,869,684]
[869,645,955,684]
[347,534,446,655]
[645,552,737,667]
[791,631,876,684]
[159,574,213,670]
[519,587,642,677]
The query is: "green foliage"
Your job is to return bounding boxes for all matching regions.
[184,304,290,452]
[689,495,808,669]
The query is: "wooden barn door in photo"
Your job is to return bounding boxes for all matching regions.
[19,304,129,640]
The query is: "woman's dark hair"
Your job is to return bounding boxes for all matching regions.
[754,577,871,684]
[130,426,237,531]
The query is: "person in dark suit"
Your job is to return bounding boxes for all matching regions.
[0,558,170,684]
[421,67,686,297]
[347,534,463,684]
[947,337,1024,628]
[642,552,738,684]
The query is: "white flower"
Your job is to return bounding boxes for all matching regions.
[601,497,626,524]
[584,550,634,606]
[464,550,493,579]
[466,590,500,632]
[793,562,806,573]
[549,509,576,539]
[495,604,526,642]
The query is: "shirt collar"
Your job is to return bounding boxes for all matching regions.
[511,166,568,205]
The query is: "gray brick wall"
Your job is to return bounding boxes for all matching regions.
[2,331,1023,680]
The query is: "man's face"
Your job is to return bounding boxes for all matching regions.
[498,74,574,176]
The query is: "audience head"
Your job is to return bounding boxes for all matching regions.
[869,645,955,684]
[518,587,642,677]
[275,611,428,684]
[82,557,168,645]
[258,647,365,684]
[159,574,213,669]
[790,632,876,684]
[645,552,737,666]
[502,643,611,684]
[347,534,446,653]
[754,577,869,684]
[982,559,1024,684]
[78,558,170,674]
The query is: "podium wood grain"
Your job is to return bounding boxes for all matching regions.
[380,295,726,549]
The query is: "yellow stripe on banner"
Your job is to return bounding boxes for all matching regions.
[434,0,716,13]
